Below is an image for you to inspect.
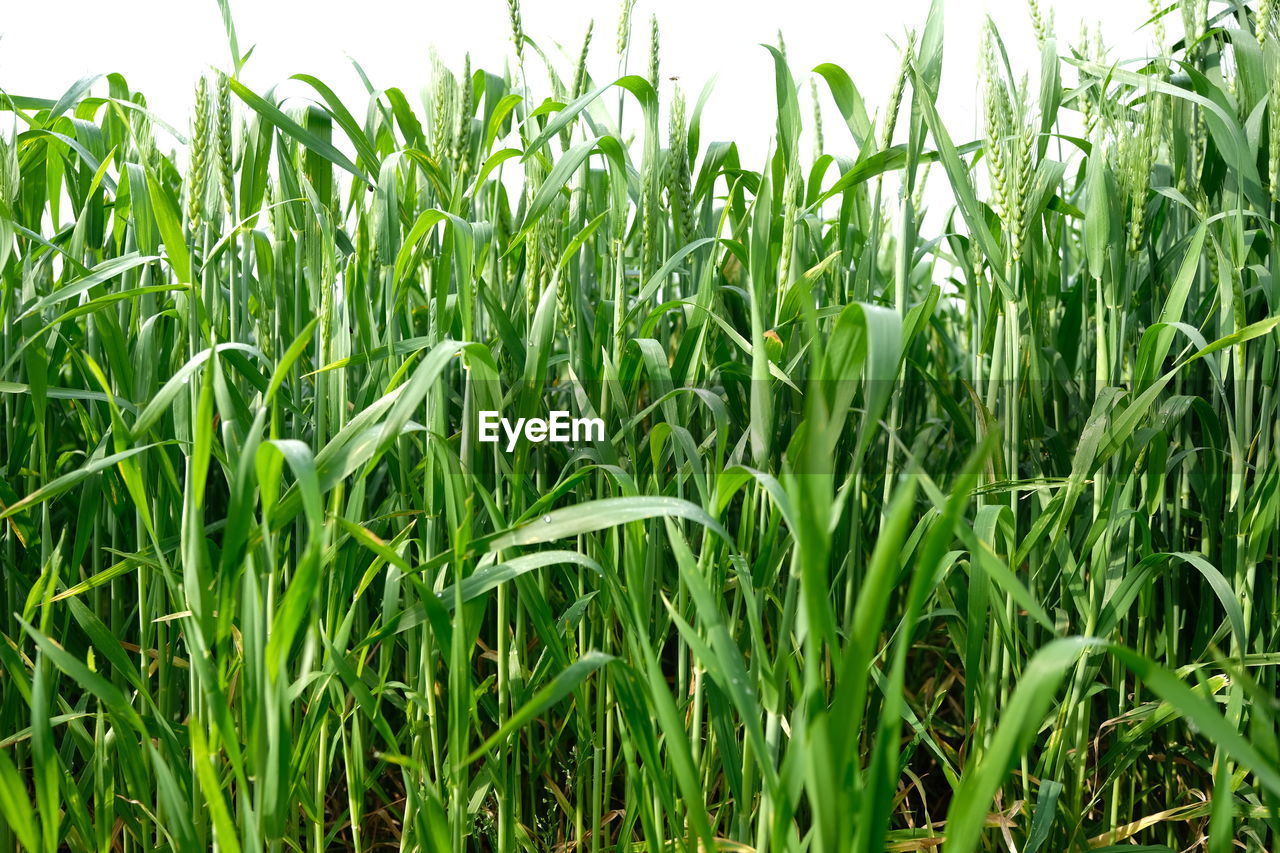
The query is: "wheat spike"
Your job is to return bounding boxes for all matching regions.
[187,75,211,230]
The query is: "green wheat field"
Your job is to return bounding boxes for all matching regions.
[2,0,1280,849]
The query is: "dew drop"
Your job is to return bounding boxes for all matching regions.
[542,514,552,524]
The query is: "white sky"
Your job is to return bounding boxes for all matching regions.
[2,0,1157,164]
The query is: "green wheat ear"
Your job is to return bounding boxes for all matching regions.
[880,30,914,152]
[648,14,660,88]
[431,51,456,163]
[1148,0,1168,48]
[1075,21,1101,140]
[1269,56,1280,200]
[981,25,1036,269]
[0,128,16,207]
[214,73,235,217]
[810,78,824,158]
[571,20,593,100]
[982,27,1010,242]
[1027,0,1053,45]
[506,0,524,59]
[187,74,211,230]
[666,83,693,248]
[451,53,473,172]
[615,0,635,58]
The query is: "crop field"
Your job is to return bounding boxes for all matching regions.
[1,0,1279,850]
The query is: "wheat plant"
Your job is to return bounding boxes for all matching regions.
[1,0,1279,850]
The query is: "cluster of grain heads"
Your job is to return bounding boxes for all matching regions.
[2,0,1280,851]
[981,22,1036,270]
[1112,89,1161,256]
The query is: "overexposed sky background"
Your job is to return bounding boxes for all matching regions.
[1,0,1157,163]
